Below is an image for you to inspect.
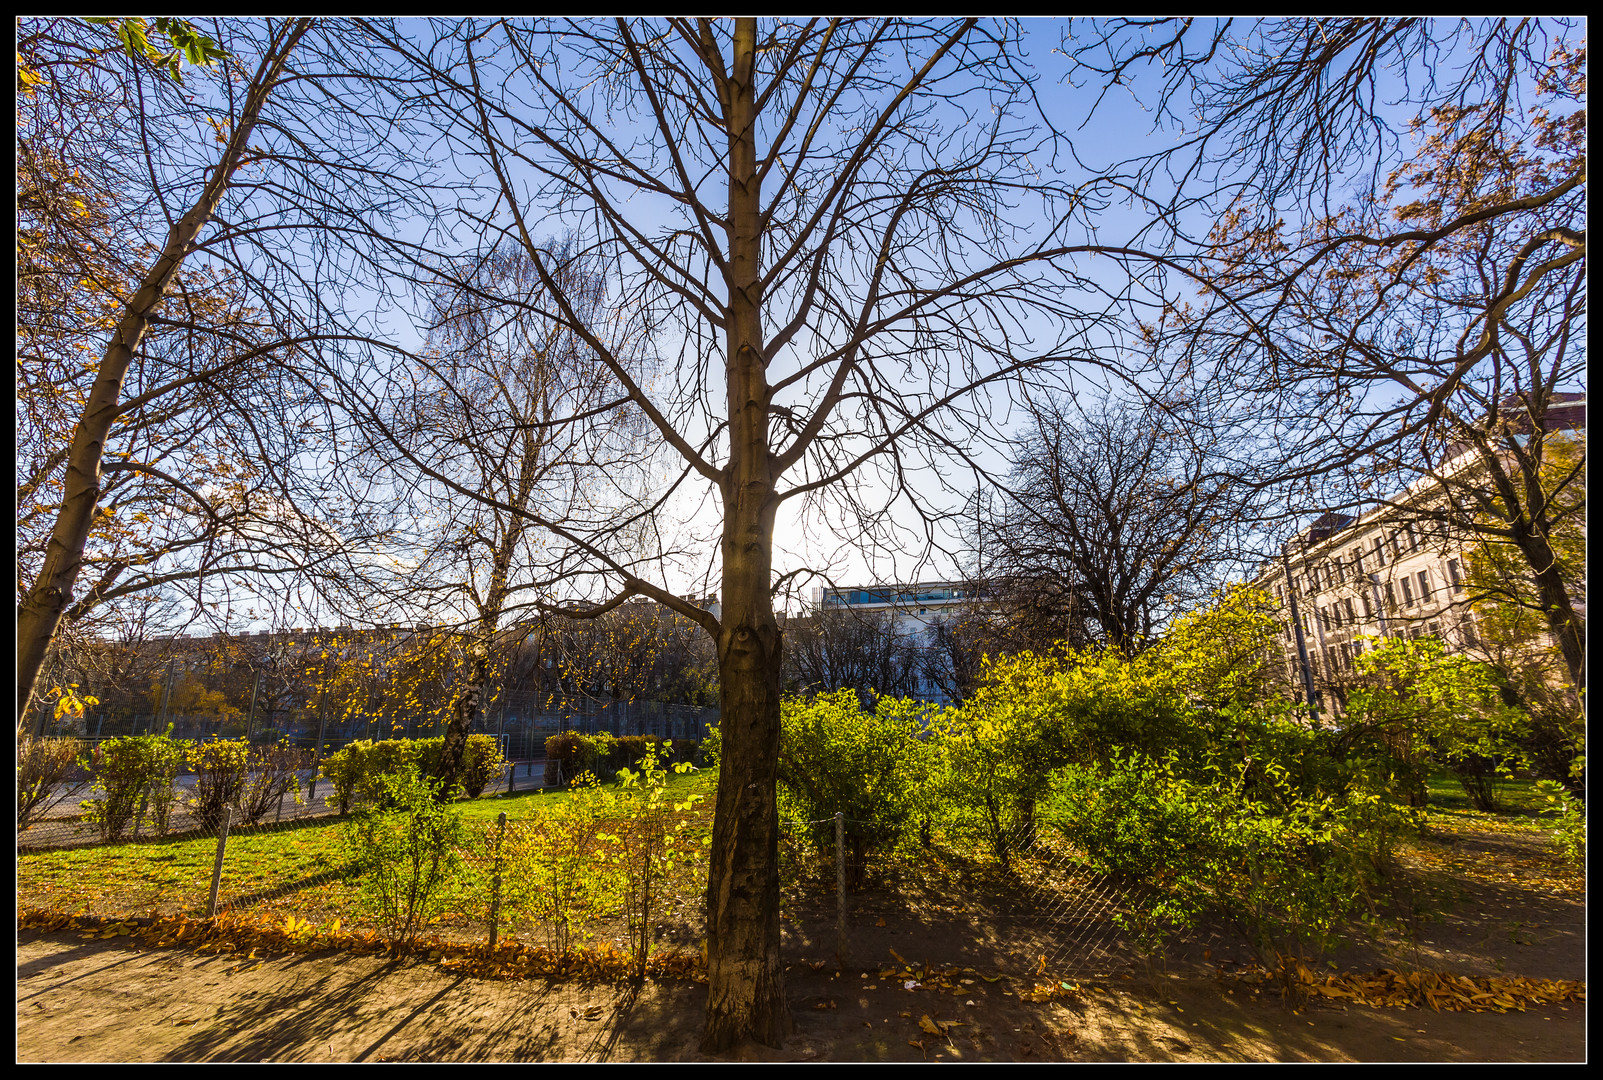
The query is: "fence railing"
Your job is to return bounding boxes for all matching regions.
[39,698,721,749]
[18,779,1162,983]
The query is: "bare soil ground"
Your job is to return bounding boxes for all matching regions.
[14,927,1583,1062]
[16,791,1584,1062]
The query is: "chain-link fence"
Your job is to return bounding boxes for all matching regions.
[16,774,717,969]
[774,813,1151,979]
[21,782,1170,979]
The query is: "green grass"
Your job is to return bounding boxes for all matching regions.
[1423,768,1549,829]
[453,762,717,824]
[18,765,721,933]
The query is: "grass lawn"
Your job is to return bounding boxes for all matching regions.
[1423,768,1553,832]
[17,766,721,938]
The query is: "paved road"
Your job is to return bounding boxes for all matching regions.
[19,759,550,848]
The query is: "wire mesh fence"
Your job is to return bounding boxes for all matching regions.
[21,780,1166,981]
[16,771,716,970]
[774,814,1150,979]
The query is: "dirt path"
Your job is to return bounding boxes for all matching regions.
[15,929,1584,1062]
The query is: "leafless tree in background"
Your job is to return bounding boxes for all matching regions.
[976,395,1254,655]
[783,607,923,704]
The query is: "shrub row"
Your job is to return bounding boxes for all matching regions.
[318,735,508,815]
[768,585,1567,973]
[14,731,316,841]
[541,732,700,787]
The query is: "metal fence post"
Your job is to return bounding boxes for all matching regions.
[835,811,847,970]
[506,759,515,795]
[307,670,330,806]
[488,811,508,951]
[131,789,150,840]
[207,803,234,917]
[244,673,260,745]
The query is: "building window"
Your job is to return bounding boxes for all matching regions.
[1401,577,1414,606]
[1362,594,1373,619]
[1344,598,1356,623]
[1389,531,1404,558]
[1352,549,1364,575]
[1372,537,1386,566]
[1447,559,1463,591]
[1463,616,1478,646]
[1385,581,1396,607]
[1417,570,1431,602]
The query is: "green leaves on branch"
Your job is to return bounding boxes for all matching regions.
[79,729,184,842]
[1347,635,1529,812]
[776,690,934,885]
[84,17,228,84]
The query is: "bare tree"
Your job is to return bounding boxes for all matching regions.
[977,394,1253,654]
[343,17,1177,1048]
[341,239,652,791]
[783,607,923,703]
[919,583,1095,704]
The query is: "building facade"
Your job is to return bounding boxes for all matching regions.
[811,581,980,703]
[1257,396,1585,713]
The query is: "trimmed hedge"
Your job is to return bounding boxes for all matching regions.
[542,731,702,787]
[318,735,507,813]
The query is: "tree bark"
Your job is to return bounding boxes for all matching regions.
[701,16,791,1053]
[1519,530,1586,694]
[15,19,310,728]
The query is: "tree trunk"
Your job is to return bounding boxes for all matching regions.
[1526,544,1586,695]
[436,652,486,797]
[15,20,310,727]
[703,565,787,1051]
[701,16,790,1053]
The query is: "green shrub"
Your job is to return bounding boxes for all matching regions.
[501,778,618,956]
[188,739,252,831]
[320,738,506,813]
[544,731,602,786]
[1538,779,1585,864]
[606,745,707,976]
[1044,749,1420,978]
[776,690,932,887]
[318,741,369,815]
[340,766,466,946]
[699,723,721,768]
[1344,635,1528,811]
[81,730,185,841]
[458,734,508,798]
[18,737,87,833]
[318,740,418,813]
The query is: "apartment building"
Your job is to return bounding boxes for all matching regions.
[1257,395,1585,709]
[810,581,980,703]
[1258,508,1479,700]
